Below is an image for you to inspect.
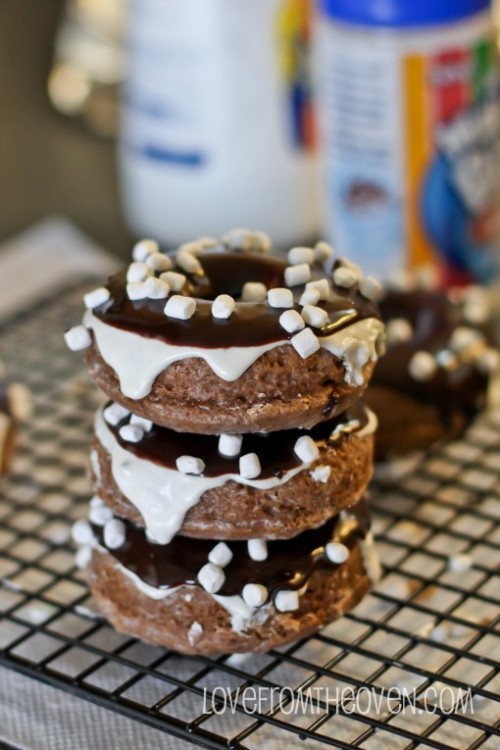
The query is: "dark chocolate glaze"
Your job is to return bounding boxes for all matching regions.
[93,252,380,348]
[92,500,370,598]
[104,401,369,479]
[370,290,489,428]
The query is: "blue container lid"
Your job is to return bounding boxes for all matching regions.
[320,0,491,27]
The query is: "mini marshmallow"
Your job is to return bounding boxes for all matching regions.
[333,267,358,288]
[287,246,315,265]
[408,351,437,381]
[90,495,105,510]
[314,240,334,264]
[462,286,491,325]
[279,309,305,333]
[299,288,320,307]
[338,257,362,274]
[239,452,261,479]
[144,277,170,299]
[188,621,203,645]
[212,294,235,319]
[449,327,482,352]
[242,282,267,302]
[275,590,299,612]
[64,326,91,351]
[325,542,350,564]
[242,583,268,607]
[103,518,126,549]
[83,287,110,309]
[388,269,415,292]
[176,455,205,475]
[305,279,331,301]
[72,520,94,546]
[127,262,152,283]
[89,502,113,526]
[132,239,159,262]
[164,295,196,320]
[178,241,203,257]
[75,545,92,569]
[223,228,271,253]
[126,282,148,301]
[176,249,202,274]
[198,562,225,593]
[247,539,268,561]
[284,263,312,287]
[267,288,293,308]
[291,327,320,359]
[218,433,243,457]
[386,318,413,345]
[294,435,320,463]
[311,465,331,483]
[359,276,382,300]
[197,236,218,249]
[301,305,328,328]
[477,348,500,374]
[119,424,144,443]
[160,271,186,292]
[130,414,153,432]
[103,402,130,426]
[146,253,172,272]
[448,553,472,573]
[253,231,272,253]
[208,542,233,567]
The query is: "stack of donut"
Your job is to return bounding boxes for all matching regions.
[65,230,385,655]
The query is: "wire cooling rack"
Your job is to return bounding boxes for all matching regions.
[0,284,498,750]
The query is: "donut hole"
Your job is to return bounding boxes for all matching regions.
[191,253,286,301]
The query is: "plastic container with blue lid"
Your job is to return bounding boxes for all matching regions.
[315,0,500,284]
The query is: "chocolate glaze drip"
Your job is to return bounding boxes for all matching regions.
[93,252,380,348]
[92,500,371,598]
[106,401,369,479]
[371,290,489,427]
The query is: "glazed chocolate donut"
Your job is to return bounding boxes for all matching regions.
[90,401,377,542]
[86,498,378,655]
[75,238,384,434]
[365,287,498,460]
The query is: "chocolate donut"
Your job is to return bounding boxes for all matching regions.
[90,401,377,542]
[85,499,378,655]
[76,239,384,433]
[0,381,14,475]
[366,286,498,460]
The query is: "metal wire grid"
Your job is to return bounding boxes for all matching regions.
[0,285,498,750]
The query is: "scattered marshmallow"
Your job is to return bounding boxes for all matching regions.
[285,263,312,287]
[242,583,268,607]
[288,246,315,265]
[64,326,91,351]
[188,621,203,646]
[333,267,358,288]
[218,433,243,457]
[239,452,261,479]
[130,414,153,432]
[247,539,268,561]
[119,424,144,443]
[408,351,437,381]
[462,286,491,325]
[164,295,196,320]
[291,327,320,359]
[299,287,320,306]
[75,546,92,569]
[104,518,126,549]
[477,348,500,375]
[305,279,331,301]
[178,240,203,257]
[223,228,271,253]
[386,318,413,345]
[268,287,294,309]
[326,542,350,564]
[144,276,170,299]
[176,455,205,475]
[132,239,160,262]
[160,271,186,292]
[275,590,299,612]
[176,249,203,274]
[72,520,94,546]
[301,304,328,328]
[208,542,233,568]
[127,282,148,301]
[279,309,305,333]
[127,262,152,283]
[314,241,334,264]
[448,553,472,573]
[388,269,415,292]
[311,465,331,483]
[83,287,110,309]
[294,435,320,463]
[89,502,113,526]
[103,402,130,426]
[146,253,172,272]
[212,294,235,319]
[198,562,225,593]
[359,276,382,300]
[449,326,482,352]
[242,282,267,302]
[197,236,218,249]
